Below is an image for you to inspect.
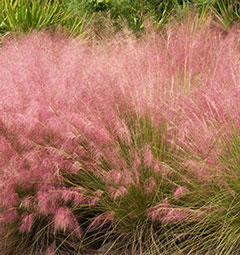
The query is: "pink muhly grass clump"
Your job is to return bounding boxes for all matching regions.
[108,169,122,185]
[60,187,85,206]
[1,18,240,254]
[112,186,128,200]
[0,183,19,208]
[20,195,35,210]
[148,198,170,220]
[19,214,35,233]
[143,145,153,167]
[144,177,157,194]
[1,208,18,223]
[160,208,191,223]
[148,198,200,224]
[89,211,114,230]
[37,190,59,215]
[53,207,81,236]
[174,186,189,200]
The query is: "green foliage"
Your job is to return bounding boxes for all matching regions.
[0,0,93,37]
[1,0,240,38]
[213,0,240,30]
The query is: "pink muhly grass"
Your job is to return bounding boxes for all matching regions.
[0,24,238,138]
[87,197,101,207]
[1,190,19,208]
[108,186,117,200]
[174,186,189,200]
[20,195,35,210]
[143,145,153,167]
[19,214,35,233]
[0,136,14,166]
[86,189,104,206]
[119,186,127,195]
[59,187,85,206]
[145,177,157,194]
[160,208,191,224]
[89,211,114,230]
[84,190,104,207]
[113,186,128,200]
[73,191,87,207]
[184,159,213,182]
[205,150,219,167]
[148,198,170,220]
[114,119,132,144]
[53,207,81,235]
[94,189,104,198]
[46,243,56,255]
[218,178,236,197]
[0,183,19,209]
[148,198,192,224]
[1,208,18,223]
[132,151,141,185]
[109,169,122,185]
[153,161,161,174]
[1,19,240,252]
[122,168,134,186]
[37,190,59,215]
[56,159,79,174]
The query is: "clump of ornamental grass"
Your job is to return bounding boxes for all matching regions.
[161,20,240,253]
[180,124,240,255]
[167,120,240,255]
[0,105,208,254]
[1,17,240,254]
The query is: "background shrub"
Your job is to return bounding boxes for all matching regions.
[1,0,240,39]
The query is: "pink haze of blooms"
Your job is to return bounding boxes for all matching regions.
[0,19,240,237]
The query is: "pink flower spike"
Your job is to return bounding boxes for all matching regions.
[119,186,127,196]
[153,161,160,174]
[46,243,56,255]
[109,169,122,184]
[147,198,170,220]
[123,169,133,186]
[160,208,191,223]
[60,188,75,203]
[132,153,140,185]
[89,211,114,229]
[87,196,100,207]
[113,190,120,200]
[112,186,127,200]
[53,207,74,234]
[94,189,104,198]
[20,196,34,209]
[133,151,141,170]
[145,177,157,194]
[93,127,111,145]
[2,208,18,223]
[37,191,57,215]
[2,192,19,207]
[174,186,189,200]
[144,145,153,167]
[218,178,236,197]
[19,214,35,233]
